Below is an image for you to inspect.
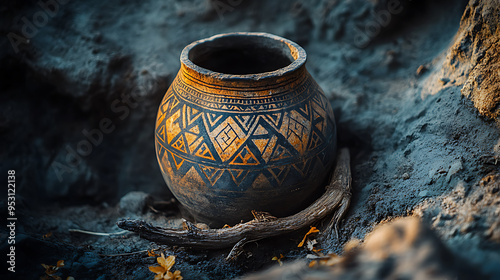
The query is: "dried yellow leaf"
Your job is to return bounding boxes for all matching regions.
[271,254,284,266]
[154,273,165,280]
[165,270,183,280]
[157,254,175,271]
[298,226,320,247]
[41,263,58,275]
[150,253,181,280]
[149,265,166,274]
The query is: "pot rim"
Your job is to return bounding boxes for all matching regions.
[180,32,307,81]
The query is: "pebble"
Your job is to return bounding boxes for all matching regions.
[119,191,153,215]
[446,159,463,182]
[419,190,430,197]
[402,173,410,180]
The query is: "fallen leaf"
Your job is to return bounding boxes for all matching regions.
[157,253,175,271]
[41,263,58,275]
[298,227,320,247]
[149,253,182,280]
[148,249,160,257]
[149,265,166,274]
[165,270,183,280]
[271,254,284,266]
[309,260,318,268]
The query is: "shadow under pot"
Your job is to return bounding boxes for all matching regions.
[155,32,337,227]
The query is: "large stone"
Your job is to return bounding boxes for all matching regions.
[443,0,500,118]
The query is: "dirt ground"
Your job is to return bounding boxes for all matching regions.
[1,0,499,279]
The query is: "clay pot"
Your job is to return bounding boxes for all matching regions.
[155,32,337,226]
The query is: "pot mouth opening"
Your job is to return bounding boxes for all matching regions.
[181,32,306,80]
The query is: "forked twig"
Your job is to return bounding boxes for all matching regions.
[117,148,352,258]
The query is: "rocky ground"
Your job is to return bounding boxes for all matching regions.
[1,0,499,279]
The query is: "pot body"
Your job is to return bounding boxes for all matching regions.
[155,33,337,226]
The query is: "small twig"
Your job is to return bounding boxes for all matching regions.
[100,247,161,257]
[148,205,160,213]
[99,250,149,257]
[69,229,129,236]
[226,237,264,261]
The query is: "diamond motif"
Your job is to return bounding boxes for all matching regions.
[208,117,247,162]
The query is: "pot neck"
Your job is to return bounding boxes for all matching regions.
[178,32,308,97]
[179,63,307,97]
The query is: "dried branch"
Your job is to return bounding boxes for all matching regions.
[117,148,351,254]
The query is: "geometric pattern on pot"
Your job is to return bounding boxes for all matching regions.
[155,75,336,190]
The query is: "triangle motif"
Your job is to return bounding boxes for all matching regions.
[189,125,200,134]
[165,109,181,144]
[207,113,224,127]
[157,125,166,143]
[251,173,271,189]
[270,144,293,161]
[308,131,323,150]
[264,113,281,128]
[252,138,270,155]
[169,97,180,112]
[156,144,166,160]
[170,152,185,171]
[293,158,313,177]
[235,115,257,131]
[229,169,249,186]
[172,136,187,153]
[299,103,310,117]
[199,164,224,185]
[186,107,203,125]
[185,132,198,147]
[230,146,259,165]
[157,112,166,125]
[160,99,170,115]
[194,142,215,161]
[268,166,290,186]
[253,124,268,136]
